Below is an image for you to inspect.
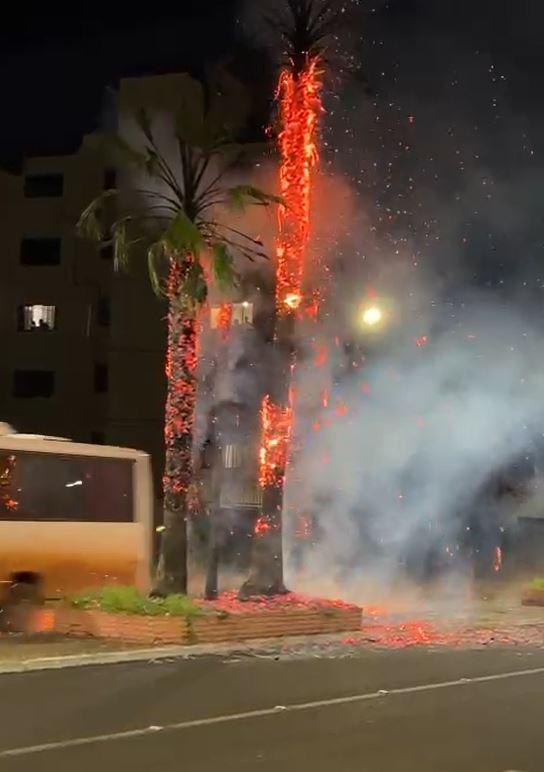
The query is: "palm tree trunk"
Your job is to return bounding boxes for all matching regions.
[154,259,197,596]
[239,319,293,599]
[204,508,220,600]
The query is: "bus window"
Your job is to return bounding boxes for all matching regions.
[0,451,134,523]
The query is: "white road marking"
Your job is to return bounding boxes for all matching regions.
[2,665,544,758]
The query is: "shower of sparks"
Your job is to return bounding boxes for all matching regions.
[258,395,293,488]
[275,57,323,314]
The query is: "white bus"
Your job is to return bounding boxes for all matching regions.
[0,427,153,599]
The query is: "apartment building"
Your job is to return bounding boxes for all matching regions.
[0,138,115,444]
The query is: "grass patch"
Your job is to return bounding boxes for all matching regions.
[67,586,201,618]
[530,578,544,591]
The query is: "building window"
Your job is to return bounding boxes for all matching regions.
[103,168,116,190]
[210,301,253,330]
[13,370,55,399]
[96,296,111,327]
[17,304,57,332]
[94,363,109,394]
[100,244,113,261]
[24,173,64,198]
[20,238,61,266]
[223,444,243,469]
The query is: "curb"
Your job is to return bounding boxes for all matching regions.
[0,631,349,674]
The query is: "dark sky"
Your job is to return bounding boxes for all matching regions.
[0,2,241,168]
[1,1,543,169]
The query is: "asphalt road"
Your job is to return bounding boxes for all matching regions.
[1,645,543,771]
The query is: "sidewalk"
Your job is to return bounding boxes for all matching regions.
[1,590,544,672]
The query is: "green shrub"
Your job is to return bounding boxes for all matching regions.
[67,586,201,618]
[530,578,544,590]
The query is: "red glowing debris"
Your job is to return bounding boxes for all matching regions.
[254,515,274,537]
[258,395,293,488]
[313,342,328,367]
[275,58,323,314]
[217,302,233,338]
[163,259,199,497]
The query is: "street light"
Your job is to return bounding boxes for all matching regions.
[361,306,383,328]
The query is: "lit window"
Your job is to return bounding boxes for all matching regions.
[210,301,253,329]
[232,302,253,326]
[18,305,57,332]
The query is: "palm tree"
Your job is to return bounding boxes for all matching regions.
[78,71,279,595]
[239,0,340,599]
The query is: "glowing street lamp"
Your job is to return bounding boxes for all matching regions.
[361,306,383,327]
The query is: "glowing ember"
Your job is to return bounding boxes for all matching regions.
[217,302,232,338]
[198,591,354,615]
[284,292,303,310]
[163,258,199,498]
[258,396,293,488]
[254,515,273,537]
[275,57,323,314]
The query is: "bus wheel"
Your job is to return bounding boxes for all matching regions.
[1,573,44,633]
[8,572,43,605]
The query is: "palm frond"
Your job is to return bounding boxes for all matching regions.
[147,241,167,296]
[178,259,208,310]
[211,243,239,289]
[76,189,119,242]
[112,220,129,271]
[165,210,204,256]
[226,185,283,212]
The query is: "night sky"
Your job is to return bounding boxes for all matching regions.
[2,1,543,170]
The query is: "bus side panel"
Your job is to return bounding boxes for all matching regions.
[0,522,147,597]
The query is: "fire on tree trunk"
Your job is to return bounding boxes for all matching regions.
[239,321,294,599]
[154,259,197,596]
[238,53,323,599]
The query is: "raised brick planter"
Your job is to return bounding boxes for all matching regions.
[47,602,362,646]
[521,587,544,607]
[54,608,190,645]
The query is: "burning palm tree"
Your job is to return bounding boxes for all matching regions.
[239,0,341,598]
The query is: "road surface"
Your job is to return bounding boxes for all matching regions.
[0,645,543,771]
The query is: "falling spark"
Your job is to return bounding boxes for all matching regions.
[493,545,503,573]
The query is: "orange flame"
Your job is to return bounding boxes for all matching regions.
[254,515,273,537]
[275,57,323,314]
[258,395,293,488]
